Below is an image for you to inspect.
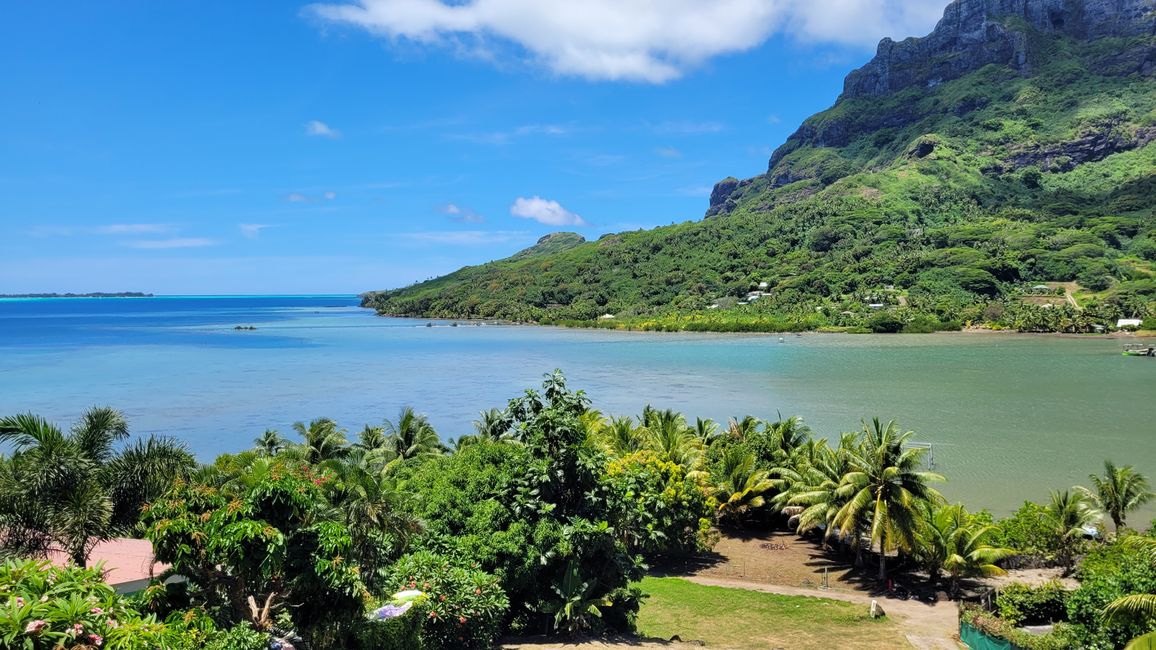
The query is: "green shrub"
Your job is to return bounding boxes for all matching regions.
[0,559,194,649]
[202,624,269,650]
[352,615,423,650]
[1064,536,1156,648]
[990,501,1057,561]
[961,605,1078,650]
[867,311,904,333]
[383,551,509,650]
[604,451,716,558]
[996,582,1069,625]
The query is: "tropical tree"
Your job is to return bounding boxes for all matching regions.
[643,410,702,470]
[693,417,719,446]
[356,424,387,451]
[253,428,285,456]
[289,417,349,464]
[599,416,645,458]
[1077,460,1154,532]
[383,407,445,461]
[712,446,774,524]
[831,418,943,581]
[785,434,857,545]
[0,408,194,566]
[473,408,513,442]
[726,415,761,440]
[765,415,810,458]
[325,448,416,591]
[1045,489,1099,574]
[914,503,1014,596]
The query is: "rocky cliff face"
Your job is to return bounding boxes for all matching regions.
[705,0,1156,217]
[843,0,1155,99]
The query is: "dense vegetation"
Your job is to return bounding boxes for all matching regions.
[2,372,1155,647]
[364,20,1155,333]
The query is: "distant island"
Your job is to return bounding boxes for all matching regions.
[0,292,153,298]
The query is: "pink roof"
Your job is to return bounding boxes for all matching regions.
[47,538,170,586]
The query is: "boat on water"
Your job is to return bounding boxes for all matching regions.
[1122,344,1155,357]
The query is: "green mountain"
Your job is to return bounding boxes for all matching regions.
[364,0,1156,333]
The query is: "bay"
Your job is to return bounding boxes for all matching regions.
[1,295,1153,516]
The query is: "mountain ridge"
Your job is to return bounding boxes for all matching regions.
[363,0,1156,333]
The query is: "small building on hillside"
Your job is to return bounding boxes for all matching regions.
[1118,318,1144,328]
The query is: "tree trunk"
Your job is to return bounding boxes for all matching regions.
[878,552,887,582]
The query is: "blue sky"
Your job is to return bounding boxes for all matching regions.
[0,0,946,294]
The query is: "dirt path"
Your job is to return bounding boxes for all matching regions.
[685,575,960,650]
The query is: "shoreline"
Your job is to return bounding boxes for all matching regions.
[365,309,1156,340]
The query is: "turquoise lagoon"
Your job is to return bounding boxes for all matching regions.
[1,295,1153,515]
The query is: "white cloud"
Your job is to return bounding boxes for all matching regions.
[305,120,341,138]
[510,196,586,227]
[401,230,527,245]
[306,0,946,82]
[239,224,274,239]
[124,238,218,250]
[443,203,485,223]
[323,191,337,200]
[448,123,570,145]
[28,224,176,237]
[286,192,310,202]
[655,146,682,158]
[94,223,174,235]
[648,120,726,135]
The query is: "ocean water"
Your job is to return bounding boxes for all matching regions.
[1,295,1154,515]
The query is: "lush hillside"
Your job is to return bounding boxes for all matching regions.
[364,0,1156,333]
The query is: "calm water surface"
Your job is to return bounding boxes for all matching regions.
[1,295,1153,515]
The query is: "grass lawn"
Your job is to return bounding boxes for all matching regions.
[636,577,911,650]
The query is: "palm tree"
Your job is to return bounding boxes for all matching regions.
[1045,489,1098,574]
[383,407,444,461]
[765,416,810,457]
[726,416,762,441]
[253,429,285,456]
[356,425,387,451]
[600,416,645,458]
[1077,460,1154,532]
[473,408,513,442]
[693,418,719,446]
[325,448,414,589]
[0,408,194,566]
[644,411,702,469]
[712,446,774,525]
[290,418,349,464]
[914,503,1013,597]
[832,418,943,581]
[784,435,853,535]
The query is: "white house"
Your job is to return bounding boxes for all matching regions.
[1118,318,1144,328]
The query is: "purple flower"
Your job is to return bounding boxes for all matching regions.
[372,601,414,620]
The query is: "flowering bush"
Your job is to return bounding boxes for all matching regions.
[605,451,716,558]
[383,551,508,650]
[0,559,187,649]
